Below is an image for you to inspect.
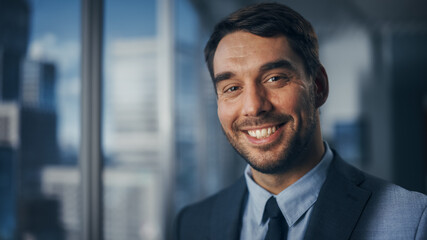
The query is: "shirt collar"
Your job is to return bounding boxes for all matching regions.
[244,141,333,227]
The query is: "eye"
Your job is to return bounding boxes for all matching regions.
[267,76,284,82]
[264,74,291,88]
[225,86,239,92]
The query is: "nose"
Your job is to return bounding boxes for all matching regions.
[241,84,272,117]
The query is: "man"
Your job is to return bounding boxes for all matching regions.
[174,3,427,240]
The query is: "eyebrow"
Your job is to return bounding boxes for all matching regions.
[259,59,297,73]
[214,72,235,85]
[213,59,298,85]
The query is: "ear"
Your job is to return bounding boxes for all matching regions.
[314,65,329,108]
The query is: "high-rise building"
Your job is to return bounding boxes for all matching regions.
[0,0,30,101]
[105,38,159,165]
[0,1,30,239]
[0,103,19,239]
[20,60,56,111]
[19,59,59,196]
[0,20,61,238]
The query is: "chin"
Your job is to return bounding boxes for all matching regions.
[248,162,287,174]
[245,152,292,174]
[235,134,306,174]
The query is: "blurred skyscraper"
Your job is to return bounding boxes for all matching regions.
[0,1,30,238]
[21,60,56,111]
[0,103,19,239]
[0,0,30,101]
[19,59,59,196]
[105,38,159,165]
[103,37,163,239]
[0,1,64,238]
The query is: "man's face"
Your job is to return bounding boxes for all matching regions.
[213,31,318,174]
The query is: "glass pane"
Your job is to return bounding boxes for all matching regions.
[0,0,81,239]
[174,0,201,211]
[103,0,168,239]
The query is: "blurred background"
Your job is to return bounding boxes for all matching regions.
[0,0,426,239]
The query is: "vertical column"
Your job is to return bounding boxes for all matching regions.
[80,0,104,239]
[157,0,175,238]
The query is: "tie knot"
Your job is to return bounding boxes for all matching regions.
[264,197,283,219]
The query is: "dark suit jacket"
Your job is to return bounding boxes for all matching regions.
[175,155,427,240]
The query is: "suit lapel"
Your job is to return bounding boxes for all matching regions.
[209,176,248,240]
[304,155,372,240]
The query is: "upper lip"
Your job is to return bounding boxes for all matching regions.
[240,123,282,131]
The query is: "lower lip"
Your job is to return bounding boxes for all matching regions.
[244,126,283,145]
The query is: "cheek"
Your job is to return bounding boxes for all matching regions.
[270,89,301,111]
[270,87,313,116]
[217,101,236,129]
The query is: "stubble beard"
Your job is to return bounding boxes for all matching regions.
[223,101,317,175]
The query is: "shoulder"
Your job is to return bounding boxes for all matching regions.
[178,176,246,219]
[174,176,247,239]
[362,171,427,205]
[359,169,427,221]
[331,155,427,207]
[358,173,427,238]
[331,154,426,198]
[336,157,427,208]
[330,155,427,238]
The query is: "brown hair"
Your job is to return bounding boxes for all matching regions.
[204,3,320,82]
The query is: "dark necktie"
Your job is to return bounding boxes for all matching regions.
[264,197,288,240]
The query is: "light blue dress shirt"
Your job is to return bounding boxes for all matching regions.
[240,142,333,240]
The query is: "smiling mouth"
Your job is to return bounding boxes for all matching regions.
[246,124,283,139]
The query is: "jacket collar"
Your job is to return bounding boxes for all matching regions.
[304,153,372,240]
[207,153,371,240]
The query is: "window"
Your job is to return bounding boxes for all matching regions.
[102,0,173,239]
[0,0,82,239]
[0,0,227,239]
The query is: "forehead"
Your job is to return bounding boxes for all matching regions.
[213,31,301,75]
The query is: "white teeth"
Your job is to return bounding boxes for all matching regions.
[248,131,256,137]
[247,126,278,139]
[261,128,267,136]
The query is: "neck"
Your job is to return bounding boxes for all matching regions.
[251,121,325,195]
